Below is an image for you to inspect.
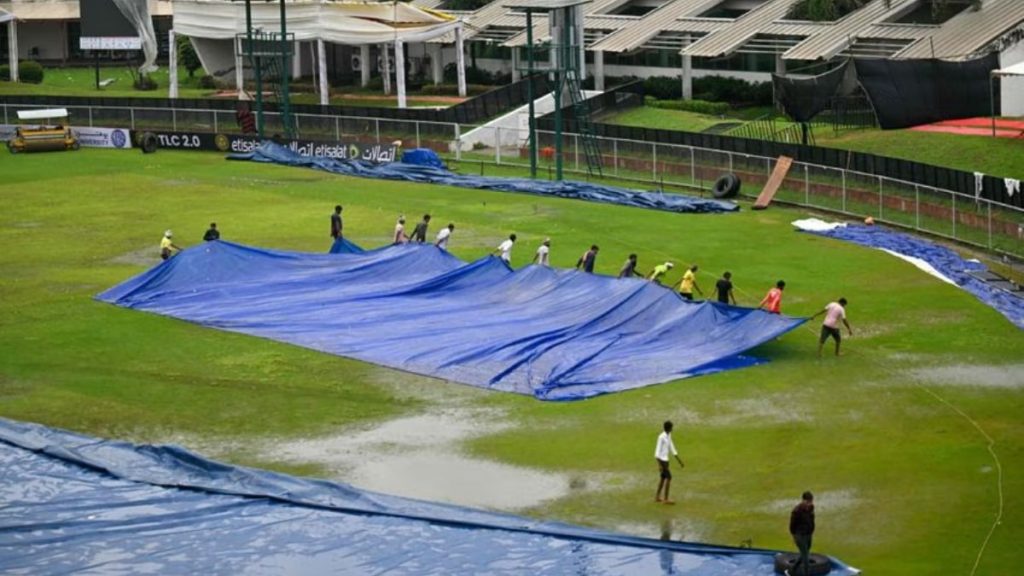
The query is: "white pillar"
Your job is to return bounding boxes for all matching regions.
[292,41,301,80]
[593,50,604,91]
[455,23,467,97]
[360,44,371,87]
[576,5,586,81]
[681,55,692,100]
[511,48,521,82]
[168,30,179,99]
[8,19,18,82]
[235,37,245,99]
[775,54,786,76]
[395,39,407,108]
[317,38,329,105]
[381,43,392,95]
[430,43,442,85]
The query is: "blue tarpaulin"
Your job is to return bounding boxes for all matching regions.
[804,225,1024,329]
[401,147,446,169]
[229,143,739,214]
[0,418,859,575]
[97,242,804,401]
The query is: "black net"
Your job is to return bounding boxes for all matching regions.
[773,60,851,122]
[855,53,998,129]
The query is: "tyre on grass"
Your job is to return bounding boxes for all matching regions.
[712,173,741,199]
[773,552,832,575]
[140,132,158,154]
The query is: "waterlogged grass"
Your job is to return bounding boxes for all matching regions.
[0,149,1022,574]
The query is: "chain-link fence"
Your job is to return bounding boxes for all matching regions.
[4,101,1021,258]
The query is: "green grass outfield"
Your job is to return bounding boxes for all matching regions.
[1,148,1022,574]
[604,106,1024,181]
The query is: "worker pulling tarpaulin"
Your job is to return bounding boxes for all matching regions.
[98,241,801,400]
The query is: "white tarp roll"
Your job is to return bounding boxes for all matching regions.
[112,0,159,74]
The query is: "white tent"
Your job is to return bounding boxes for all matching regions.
[169,0,467,106]
[993,61,1024,77]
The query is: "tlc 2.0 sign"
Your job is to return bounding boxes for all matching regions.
[137,131,399,163]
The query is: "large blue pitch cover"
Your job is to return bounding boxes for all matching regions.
[97,242,804,400]
[0,418,859,575]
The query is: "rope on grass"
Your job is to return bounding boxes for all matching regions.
[912,382,1004,576]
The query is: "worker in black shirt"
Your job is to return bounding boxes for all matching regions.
[576,245,599,273]
[330,205,343,239]
[203,222,220,242]
[715,271,736,305]
[410,214,431,243]
[618,254,641,278]
[789,491,816,576]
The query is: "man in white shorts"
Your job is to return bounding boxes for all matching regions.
[494,233,517,264]
[435,223,455,250]
[532,238,551,266]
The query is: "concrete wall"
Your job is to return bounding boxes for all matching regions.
[17,21,68,61]
[1000,39,1024,117]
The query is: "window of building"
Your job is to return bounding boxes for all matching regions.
[890,1,972,25]
[699,0,771,19]
[605,0,670,17]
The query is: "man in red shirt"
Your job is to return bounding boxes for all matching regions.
[759,280,786,314]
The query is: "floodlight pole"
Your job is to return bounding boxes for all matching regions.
[244,0,264,138]
[279,0,292,137]
[526,9,537,178]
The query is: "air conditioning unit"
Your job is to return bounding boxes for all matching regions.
[351,54,362,72]
[376,55,395,73]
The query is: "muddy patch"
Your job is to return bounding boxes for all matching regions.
[705,394,815,427]
[264,407,578,511]
[109,247,161,267]
[909,364,1024,389]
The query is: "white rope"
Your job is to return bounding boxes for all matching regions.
[912,381,1004,576]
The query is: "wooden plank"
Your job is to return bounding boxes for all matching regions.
[753,155,793,210]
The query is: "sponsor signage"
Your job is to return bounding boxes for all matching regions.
[80,37,143,50]
[138,131,400,163]
[72,127,133,149]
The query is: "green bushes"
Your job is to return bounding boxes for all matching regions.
[198,75,217,89]
[645,96,730,115]
[442,64,511,86]
[0,64,9,81]
[133,74,158,91]
[18,60,45,84]
[418,83,491,96]
[640,75,774,107]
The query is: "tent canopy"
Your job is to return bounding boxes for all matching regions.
[172,0,459,45]
[993,61,1024,77]
[0,7,13,23]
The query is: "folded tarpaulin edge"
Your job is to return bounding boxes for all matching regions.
[0,415,857,573]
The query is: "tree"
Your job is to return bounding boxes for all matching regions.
[177,36,203,78]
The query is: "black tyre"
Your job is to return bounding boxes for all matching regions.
[712,173,741,199]
[774,552,832,575]
[140,132,158,154]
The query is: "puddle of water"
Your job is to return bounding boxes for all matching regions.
[754,488,860,515]
[109,247,161,267]
[266,409,575,511]
[615,518,709,543]
[909,364,1024,389]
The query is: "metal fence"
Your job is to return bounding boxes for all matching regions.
[5,101,1021,259]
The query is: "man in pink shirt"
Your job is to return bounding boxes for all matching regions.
[813,298,853,357]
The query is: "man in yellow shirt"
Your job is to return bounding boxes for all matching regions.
[648,261,673,284]
[678,264,703,301]
[160,230,182,260]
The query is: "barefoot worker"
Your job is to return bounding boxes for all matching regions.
[678,264,703,301]
[654,421,685,504]
[812,298,853,357]
[493,233,517,265]
[648,261,674,284]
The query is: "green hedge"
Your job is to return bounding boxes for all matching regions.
[646,97,730,115]
[641,75,773,106]
[18,60,45,84]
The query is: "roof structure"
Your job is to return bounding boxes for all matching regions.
[427,0,1024,62]
[0,0,173,20]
